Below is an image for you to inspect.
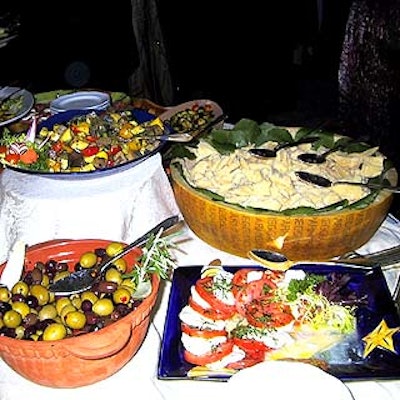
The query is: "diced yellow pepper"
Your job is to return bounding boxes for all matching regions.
[127,140,143,151]
[149,117,164,129]
[60,127,73,143]
[83,155,96,164]
[60,158,69,171]
[95,150,108,160]
[75,122,90,134]
[80,163,96,172]
[70,139,89,151]
[39,127,49,138]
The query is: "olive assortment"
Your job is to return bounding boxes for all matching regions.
[166,103,215,133]
[0,242,144,341]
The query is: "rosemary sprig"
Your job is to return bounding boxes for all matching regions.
[122,227,179,289]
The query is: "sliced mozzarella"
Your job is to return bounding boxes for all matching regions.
[211,272,235,306]
[181,333,227,356]
[191,286,212,309]
[279,269,306,288]
[179,305,226,331]
[206,345,246,370]
[246,270,264,283]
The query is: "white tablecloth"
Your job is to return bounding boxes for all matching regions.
[0,153,180,263]
[1,216,400,399]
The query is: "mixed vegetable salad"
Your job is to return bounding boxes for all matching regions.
[0,109,164,173]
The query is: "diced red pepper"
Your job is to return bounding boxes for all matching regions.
[52,142,63,153]
[109,145,122,156]
[81,146,100,157]
[70,125,81,134]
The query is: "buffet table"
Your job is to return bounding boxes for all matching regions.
[1,214,400,399]
[0,153,180,264]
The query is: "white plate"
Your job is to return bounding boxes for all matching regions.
[0,87,34,127]
[228,361,354,400]
[49,91,110,113]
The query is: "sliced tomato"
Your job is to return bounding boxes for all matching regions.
[232,269,280,316]
[181,322,227,339]
[233,337,270,355]
[244,296,294,329]
[194,276,236,316]
[188,296,234,321]
[183,339,234,366]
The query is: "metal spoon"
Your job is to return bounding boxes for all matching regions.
[48,215,183,295]
[296,171,400,193]
[249,136,319,158]
[297,147,340,164]
[249,245,400,271]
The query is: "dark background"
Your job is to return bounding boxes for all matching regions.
[1,1,352,125]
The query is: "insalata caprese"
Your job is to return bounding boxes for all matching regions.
[179,266,357,371]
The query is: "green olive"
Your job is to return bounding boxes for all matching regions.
[29,284,50,306]
[64,310,86,329]
[38,304,58,321]
[53,270,70,283]
[43,323,67,341]
[106,242,124,257]
[55,297,72,315]
[11,281,29,297]
[92,298,114,316]
[79,251,98,268]
[60,304,77,321]
[0,287,11,302]
[104,267,122,285]
[80,291,98,304]
[3,309,22,328]
[113,258,127,274]
[12,301,30,319]
[113,287,131,304]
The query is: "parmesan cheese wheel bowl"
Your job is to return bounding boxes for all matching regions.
[169,122,397,261]
[171,164,394,260]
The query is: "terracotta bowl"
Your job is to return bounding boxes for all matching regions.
[0,239,160,388]
[170,164,395,261]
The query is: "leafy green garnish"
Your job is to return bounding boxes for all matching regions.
[121,228,180,297]
[286,274,325,302]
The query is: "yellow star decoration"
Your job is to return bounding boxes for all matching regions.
[362,319,400,358]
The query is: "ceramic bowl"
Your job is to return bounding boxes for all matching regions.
[0,239,160,388]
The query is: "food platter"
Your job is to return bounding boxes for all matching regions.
[0,87,34,127]
[1,108,165,180]
[49,91,111,113]
[158,263,400,381]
